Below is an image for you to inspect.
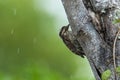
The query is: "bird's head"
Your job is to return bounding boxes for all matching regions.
[59,24,70,38]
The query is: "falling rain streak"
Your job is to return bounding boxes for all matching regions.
[11,29,14,35]
[13,8,17,16]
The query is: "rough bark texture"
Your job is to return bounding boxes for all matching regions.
[60,0,120,80]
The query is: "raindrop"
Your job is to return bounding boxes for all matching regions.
[11,29,14,35]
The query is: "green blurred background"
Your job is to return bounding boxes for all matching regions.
[0,0,95,80]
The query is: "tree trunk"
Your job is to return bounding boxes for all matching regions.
[60,0,120,80]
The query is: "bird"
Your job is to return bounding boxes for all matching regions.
[59,24,85,58]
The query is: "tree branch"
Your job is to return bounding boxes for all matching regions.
[60,0,120,79]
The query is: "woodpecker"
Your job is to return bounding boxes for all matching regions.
[59,24,85,58]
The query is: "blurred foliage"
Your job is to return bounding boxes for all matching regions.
[0,0,95,80]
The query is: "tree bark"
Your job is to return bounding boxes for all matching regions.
[60,0,120,80]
